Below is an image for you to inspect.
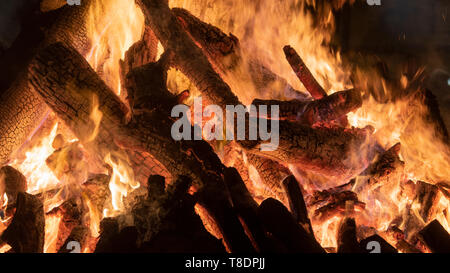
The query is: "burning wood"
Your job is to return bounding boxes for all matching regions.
[283,45,328,100]
[0,0,447,254]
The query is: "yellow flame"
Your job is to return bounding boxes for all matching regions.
[12,123,60,194]
[104,152,140,216]
[85,0,145,96]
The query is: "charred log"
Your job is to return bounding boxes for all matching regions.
[251,88,362,126]
[29,43,253,253]
[223,167,275,252]
[133,175,226,253]
[0,0,93,165]
[283,45,327,99]
[258,198,325,253]
[172,7,307,100]
[1,192,44,253]
[416,220,450,253]
[281,175,314,235]
[337,217,363,253]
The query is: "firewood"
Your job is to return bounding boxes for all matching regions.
[136,0,240,110]
[251,88,362,126]
[120,26,159,109]
[46,197,84,252]
[172,7,307,100]
[359,234,397,253]
[281,175,314,235]
[245,153,290,201]
[0,192,45,253]
[283,45,327,100]
[29,43,253,252]
[337,217,363,253]
[413,181,442,223]
[223,167,275,252]
[0,0,93,166]
[313,191,365,222]
[385,225,422,253]
[243,123,374,176]
[133,175,226,253]
[258,198,325,253]
[0,166,28,203]
[352,143,405,194]
[415,220,450,253]
[137,0,374,177]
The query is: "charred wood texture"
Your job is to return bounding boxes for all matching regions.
[29,43,253,253]
[312,191,365,222]
[223,167,275,252]
[353,143,405,194]
[252,89,362,125]
[283,45,327,99]
[258,198,325,253]
[136,0,241,110]
[172,7,306,100]
[281,175,314,235]
[243,123,373,176]
[0,1,93,165]
[1,192,44,253]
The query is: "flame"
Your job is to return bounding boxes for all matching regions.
[86,94,103,143]
[44,214,63,253]
[12,123,60,194]
[104,152,140,216]
[85,0,145,96]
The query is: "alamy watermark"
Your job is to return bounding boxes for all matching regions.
[67,0,81,6]
[367,0,381,6]
[171,97,279,151]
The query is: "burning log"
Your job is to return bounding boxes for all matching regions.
[251,88,362,125]
[337,217,363,253]
[120,26,159,109]
[283,45,327,100]
[258,198,325,253]
[413,181,442,223]
[385,225,422,253]
[0,166,28,203]
[0,0,93,165]
[246,153,290,201]
[0,192,45,253]
[223,167,275,252]
[312,191,365,222]
[136,0,375,177]
[281,175,314,235]
[415,220,450,253]
[46,197,84,251]
[172,7,307,100]
[133,175,226,253]
[135,0,240,110]
[29,43,254,252]
[352,143,405,194]
[243,123,373,176]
